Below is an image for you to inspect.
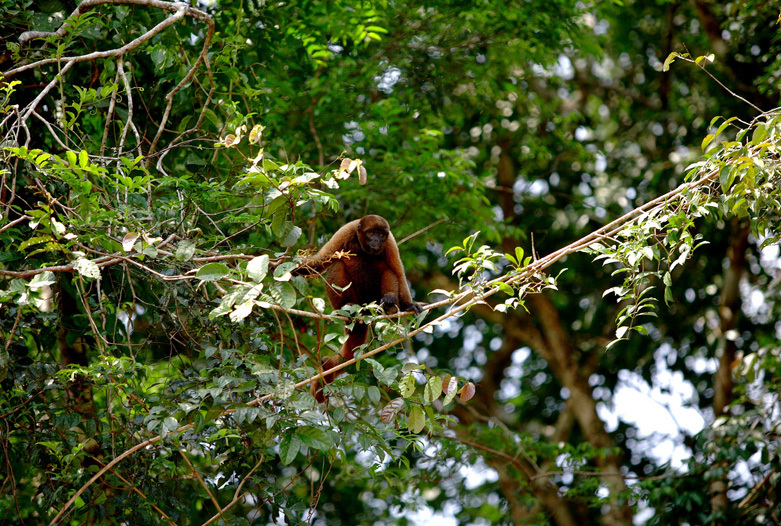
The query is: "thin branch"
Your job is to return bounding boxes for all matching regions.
[20,60,75,124]
[179,451,222,514]
[10,5,187,81]
[100,67,122,157]
[0,215,31,234]
[233,456,264,501]
[146,7,215,164]
[397,217,448,245]
[199,457,314,526]
[31,111,77,153]
[96,458,178,525]
[116,57,140,157]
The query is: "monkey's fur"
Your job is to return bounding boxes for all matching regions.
[294,215,422,401]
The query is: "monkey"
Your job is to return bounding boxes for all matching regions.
[293,215,423,401]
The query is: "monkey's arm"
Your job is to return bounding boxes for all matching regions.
[384,232,423,313]
[292,219,360,276]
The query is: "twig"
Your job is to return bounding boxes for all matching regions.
[738,469,774,509]
[20,61,75,123]
[30,111,78,153]
[233,456,264,501]
[116,57,140,157]
[146,7,215,165]
[10,6,187,81]
[4,303,25,352]
[0,215,31,234]
[199,458,313,526]
[96,458,178,525]
[397,217,448,245]
[100,67,122,157]
[179,451,222,514]
[679,52,763,115]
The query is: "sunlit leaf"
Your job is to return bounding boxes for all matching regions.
[407,405,425,434]
[122,233,140,252]
[458,382,475,402]
[247,255,270,282]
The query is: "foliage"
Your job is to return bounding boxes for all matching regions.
[1,0,780,525]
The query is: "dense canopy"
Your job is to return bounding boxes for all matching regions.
[1,0,780,524]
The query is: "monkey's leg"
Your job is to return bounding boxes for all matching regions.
[312,322,368,402]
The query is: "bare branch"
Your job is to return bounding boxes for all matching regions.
[8,2,191,80]
[179,451,222,514]
[100,68,122,157]
[0,215,31,235]
[147,7,216,164]
[116,58,141,157]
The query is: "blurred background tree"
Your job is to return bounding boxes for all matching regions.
[1,0,779,524]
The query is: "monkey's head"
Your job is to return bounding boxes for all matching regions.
[358,215,390,255]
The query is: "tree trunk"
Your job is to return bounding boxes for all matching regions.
[710,220,749,518]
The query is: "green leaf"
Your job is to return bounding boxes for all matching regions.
[402,362,424,373]
[209,285,250,319]
[29,271,56,290]
[423,376,442,404]
[369,359,397,386]
[407,405,425,434]
[752,123,767,143]
[719,165,736,193]
[175,240,197,262]
[282,226,302,247]
[399,373,416,398]
[515,246,524,266]
[279,433,301,465]
[18,236,50,251]
[196,262,230,282]
[268,281,296,310]
[443,376,458,406]
[296,426,333,450]
[273,262,297,282]
[368,385,381,404]
[249,124,265,144]
[161,416,179,437]
[662,52,678,72]
[275,378,295,400]
[229,299,254,322]
[74,258,101,280]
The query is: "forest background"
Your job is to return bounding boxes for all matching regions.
[1,0,781,525]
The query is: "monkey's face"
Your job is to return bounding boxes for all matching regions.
[360,227,388,255]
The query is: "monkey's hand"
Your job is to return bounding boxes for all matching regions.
[291,264,316,277]
[403,302,424,315]
[393,296,424,315]
[380,293,400,313]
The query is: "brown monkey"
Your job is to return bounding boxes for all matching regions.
[294,215,423,401]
